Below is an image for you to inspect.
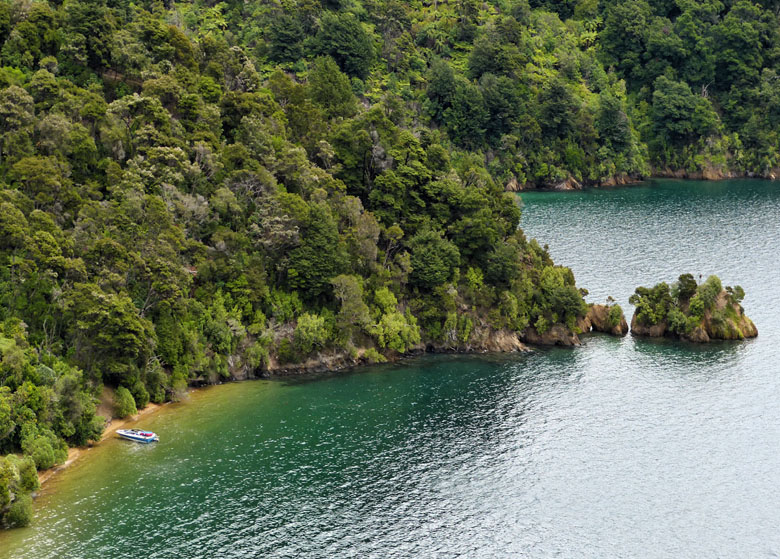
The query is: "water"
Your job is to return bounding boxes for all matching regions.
[2,179,780,558]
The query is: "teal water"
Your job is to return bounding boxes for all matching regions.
[2,179,780,558]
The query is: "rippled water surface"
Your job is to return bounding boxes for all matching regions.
[2,179,780,558]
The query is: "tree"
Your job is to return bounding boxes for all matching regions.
[308,57,357,119]
[599,0,651,88]
[287,203,349,300]
[5,494,33,527]
[408,230,460,289]
[0,86,34,165]
[650,76,719,151]
[312,12,375,79]
[332,275,371,339]
[268,13,305,63]
[443,79,487,149]
[426,59,456,122]
[596,93,631,153]
[293,313,330,355]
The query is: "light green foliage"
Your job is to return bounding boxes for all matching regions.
[607,305,624,329]
[362,348,387,364]
[113,387,137,419]
[20,425,67,470]
[534,315,550,335]
[332,275,371,341]
[667,307,691,335]
[696,275,723,310]
[0,454,39,527]
[373,310,421,353]
[293,313,330,356]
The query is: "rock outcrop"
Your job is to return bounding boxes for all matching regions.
[629,316,668,338]
[586,304,629,336]
[696,290,758,341]
[521,323,581,346]
[428,326,531,353]
[630,281,757,343]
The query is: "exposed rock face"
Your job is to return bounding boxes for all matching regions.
[630,315,668,338]
[428,327,531,353]
[521,323,581,346]
[699,291,758,340]
[261,326,532,378]
[264,350,368,376]
[587,304,629,336]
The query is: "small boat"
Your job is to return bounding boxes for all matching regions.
[116,429,159,443]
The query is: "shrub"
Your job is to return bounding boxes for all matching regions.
[130,380,150,410]
[607,304,624,328]
[534,315,550,334]
[5,494,33,528]
[696,275,722,310]
[675,273,698,302]
[113,386,137,419]
[20,426,67,470]
[362,348,387,364]
[293,313,330,355]
[17,456,38,493]
[408,230,460,289]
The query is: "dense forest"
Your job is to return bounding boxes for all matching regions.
[0,0,779,526]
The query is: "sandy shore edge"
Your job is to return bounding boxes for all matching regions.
[37,402,165,486]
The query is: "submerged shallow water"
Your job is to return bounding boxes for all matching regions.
[2,179,779,558]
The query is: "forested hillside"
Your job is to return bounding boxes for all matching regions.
[0,0,778,523]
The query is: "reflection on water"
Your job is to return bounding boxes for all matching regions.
[3,179,780,558]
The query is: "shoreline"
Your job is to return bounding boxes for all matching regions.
[34,317,624,487]
[37,402,165,487]
[509,171,779,192]
[34,342,536,487]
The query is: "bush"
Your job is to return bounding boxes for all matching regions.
[607,304,624,328]
[20,427,67,470]
[130,380,150,410]
[293,313,330,355]
[17,456,39,493]
[696,275,722,310]
[5,494,33,528]
[113,386,137,419]
[362,348,387,364]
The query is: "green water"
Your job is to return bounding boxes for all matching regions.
[2,179,780,558]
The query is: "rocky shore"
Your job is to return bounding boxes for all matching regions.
[507,168,780,192]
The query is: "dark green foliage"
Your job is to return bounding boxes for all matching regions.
[308,57,358,119]
[408,230,460,289]
[287,203,349,301]
[311,12,376,79]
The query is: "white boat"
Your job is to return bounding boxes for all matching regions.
[116,429,159,443]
